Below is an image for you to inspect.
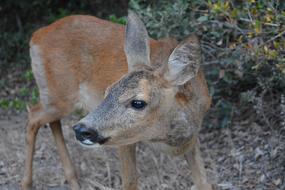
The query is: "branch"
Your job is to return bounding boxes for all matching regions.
[257,30,285,48]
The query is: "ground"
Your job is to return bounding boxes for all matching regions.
[0,111,284,190]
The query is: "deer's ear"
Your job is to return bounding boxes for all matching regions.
[164,35,201,86]
[124,11,150,72]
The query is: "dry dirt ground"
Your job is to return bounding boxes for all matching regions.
[0,111,284,190]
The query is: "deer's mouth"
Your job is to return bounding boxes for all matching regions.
[79,138,110,148]
[76,133,111,146]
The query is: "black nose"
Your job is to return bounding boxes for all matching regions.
[72,123,109,145]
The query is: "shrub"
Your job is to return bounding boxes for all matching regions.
[130,0,285,128]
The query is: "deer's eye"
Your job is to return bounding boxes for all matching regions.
[131,100,147,110]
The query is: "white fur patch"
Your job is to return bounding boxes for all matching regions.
[75,83,102,112]
[178,112,188,122]
[30,44,49,107]
[76,140,102,149]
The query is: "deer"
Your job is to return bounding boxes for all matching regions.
[21,11,212,190]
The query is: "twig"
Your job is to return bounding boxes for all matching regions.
[247,10,253,22]
[239,17,252,23]
[210,20,246,35]
[264,22,280,27]
[103,150,112,188]
[150,149,162,186]
[257,30,285,48]
[87,178,116,190]
[239,17,280,27]
[15,14,23,32]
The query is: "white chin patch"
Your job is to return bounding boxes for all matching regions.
[82,139,95,145]
[78,139,102,148]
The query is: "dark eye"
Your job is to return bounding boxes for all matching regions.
[131,100,147,110]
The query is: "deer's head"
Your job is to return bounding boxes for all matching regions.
[73,11,208,148]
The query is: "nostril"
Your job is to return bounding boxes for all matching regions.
[73,123,86,132]
[80,131,94,139]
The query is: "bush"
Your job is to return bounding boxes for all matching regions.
[130,0,285,128]
[1,0,284,127]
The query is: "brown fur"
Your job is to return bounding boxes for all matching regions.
[175,92,189,107]
[31,15,175,105]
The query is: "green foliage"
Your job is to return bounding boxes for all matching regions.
[129,0,192,39]
[0,98,26,111]
[21,70,39,105]
[1,0,284,128]
[130,0,285,128]
[19,87,29,97]
[47,8,72,24]
[30,87,39,105]
[23,70,34,81]
[0,0,104,76]
[109,15,127,25]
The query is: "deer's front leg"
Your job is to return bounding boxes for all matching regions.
[118,144,137,190]
[184,139,212,190]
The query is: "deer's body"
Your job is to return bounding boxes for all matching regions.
[30,15,175,114]
[22,14,212,190]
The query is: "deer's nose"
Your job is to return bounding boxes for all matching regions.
[73,123,109,145]
[73,123,110,145]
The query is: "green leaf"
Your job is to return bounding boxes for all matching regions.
[197,15,209,22]
[108,15,126,25]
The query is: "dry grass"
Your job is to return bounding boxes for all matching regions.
[0,112,284,190]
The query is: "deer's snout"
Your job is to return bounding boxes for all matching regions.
[73,123,109,146]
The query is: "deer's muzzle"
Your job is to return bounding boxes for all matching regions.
[73,123,110,145]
